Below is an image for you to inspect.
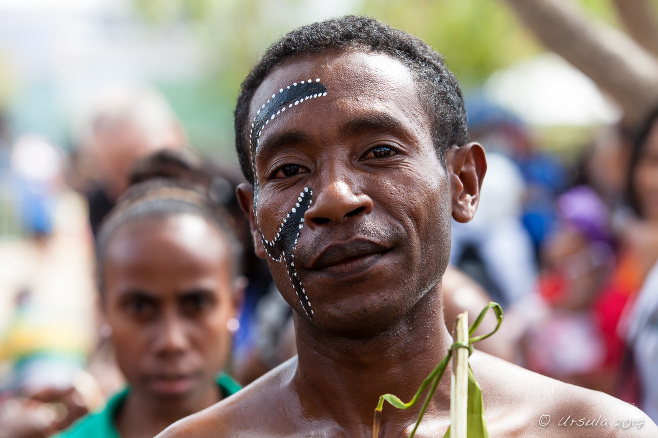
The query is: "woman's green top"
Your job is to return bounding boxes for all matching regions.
[53,373,241,438]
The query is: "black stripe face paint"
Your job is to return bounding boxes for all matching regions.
[249,78,327,319]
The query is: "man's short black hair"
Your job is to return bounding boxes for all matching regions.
[234,15,469,183]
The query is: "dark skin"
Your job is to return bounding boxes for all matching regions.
[234,264,513,387]
[0,386,89,438]
[159,50,655,437]
[102,214,241,438]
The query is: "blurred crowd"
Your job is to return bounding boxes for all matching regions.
[0,83,656,437]
[453,95,658,421]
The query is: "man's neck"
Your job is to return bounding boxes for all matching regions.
[292,284,453,435]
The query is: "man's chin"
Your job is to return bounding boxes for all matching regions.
[298,292,413,339]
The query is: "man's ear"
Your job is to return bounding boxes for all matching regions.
[446,143,487,223]
[236,182,267,259]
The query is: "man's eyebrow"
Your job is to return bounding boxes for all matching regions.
[255,130,313,161]
[340,113,412,139]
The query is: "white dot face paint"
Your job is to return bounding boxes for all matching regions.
[249,79,327,318]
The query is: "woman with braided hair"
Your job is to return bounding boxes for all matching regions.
[55,150,243,438]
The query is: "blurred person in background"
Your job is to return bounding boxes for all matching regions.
[450,151,537,308]
[0,383,94,438]
[586,107,658,404]
[198,162,275,377]
[524,186,615,390]
[0,136,100,438]
[618,106,658,284]
[574,124,630,211]
[73,85,188,236]
[9,136,69,240]
[55,150,243,438]
[129,151,276,388]
[616,105,658,421]
[623,261,658,423]
[464,94,567,262]
[0,290,101,438]
[451,96,538,309]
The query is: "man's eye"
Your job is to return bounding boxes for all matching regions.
[272,164,303,179]
[370,145,395,158]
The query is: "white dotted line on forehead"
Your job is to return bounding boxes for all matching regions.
[249,78,327,157]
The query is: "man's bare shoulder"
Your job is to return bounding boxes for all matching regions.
[471,352,656,437]
[157,359,301,438]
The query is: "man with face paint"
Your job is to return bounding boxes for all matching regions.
[159,16,655,437]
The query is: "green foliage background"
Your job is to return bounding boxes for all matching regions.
[131,0,618,158]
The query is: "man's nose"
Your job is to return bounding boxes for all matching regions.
[304,174,373,227]
[154,312,190,357]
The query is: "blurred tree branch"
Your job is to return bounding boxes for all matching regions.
[361,0,540,88]
[502,0,658,127]
[612,0,658,58]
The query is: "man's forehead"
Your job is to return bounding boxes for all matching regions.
[249,50,419,122]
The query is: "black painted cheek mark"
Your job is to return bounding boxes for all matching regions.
[262,187,314,317]
[249,79,327,318]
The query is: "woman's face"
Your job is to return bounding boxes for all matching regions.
[102,213,238,403]
[635,121,658,221]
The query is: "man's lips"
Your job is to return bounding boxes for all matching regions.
[306,239,390,274]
